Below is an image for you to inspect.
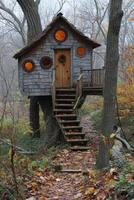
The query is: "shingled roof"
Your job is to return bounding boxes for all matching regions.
[14,13,101,59]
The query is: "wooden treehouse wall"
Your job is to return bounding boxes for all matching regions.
[18,22,92,96]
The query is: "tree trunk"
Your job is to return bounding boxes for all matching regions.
[38,96,65,145]
[29,97,40,137]
[17,0,42,44]
[96,0,123,169]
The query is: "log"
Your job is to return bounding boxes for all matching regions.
[111,126,133,166]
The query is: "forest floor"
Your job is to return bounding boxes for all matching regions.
[25,116,134,200]
[26,116,101,200]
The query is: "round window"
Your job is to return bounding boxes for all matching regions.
[22,59,35,72]
[76,47,86,57]
[54,29,67,42]
[40,56,53,69]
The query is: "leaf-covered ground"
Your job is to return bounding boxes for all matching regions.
[25,116,134,200]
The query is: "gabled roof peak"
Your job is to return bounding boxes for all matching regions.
[57,12,63,17]
[14,14,100,59]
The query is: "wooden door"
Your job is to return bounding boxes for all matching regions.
[55,49,71,88]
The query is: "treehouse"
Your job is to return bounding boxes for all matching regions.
[14,13,104,150]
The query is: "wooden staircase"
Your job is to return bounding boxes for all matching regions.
[54,88,89,151]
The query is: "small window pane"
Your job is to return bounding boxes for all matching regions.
[40,56,53,69]
[76,47,86,57]
[54,29,67,42]
[22,59,35,72]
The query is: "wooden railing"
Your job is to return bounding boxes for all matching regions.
[51,69,56,109]
[52,80,56,109]
[51,69,66,141]
[82,68,105,87]
[73,73,83,110]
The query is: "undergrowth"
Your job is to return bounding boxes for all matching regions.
[0,114,61,199]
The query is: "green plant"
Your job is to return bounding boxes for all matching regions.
[0,184,16,200]
[115,175,134,199]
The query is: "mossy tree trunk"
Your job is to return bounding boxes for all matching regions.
[96,0,123,169]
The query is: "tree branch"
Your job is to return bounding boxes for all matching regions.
[0,0,26,45]
[93,0,107,42]
[55,0,66,16]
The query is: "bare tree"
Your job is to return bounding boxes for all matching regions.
[17,0,42,44]
[0,0,26,45]
[119,0,134,72]
[93,0,108,42]
[40,0,67,27]
[96,0,123,169]
[75,0,109,42]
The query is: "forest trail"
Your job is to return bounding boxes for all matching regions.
[26,116,101,200]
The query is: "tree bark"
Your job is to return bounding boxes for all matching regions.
[17,0,42,44]
[29,97,40,137]
[96,0,123,169]
[38,96,65,145]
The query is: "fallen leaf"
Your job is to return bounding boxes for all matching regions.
[56,178,61,182]
[96,190,107,200]
[85,187,95,195]
[40,176,46,181]
[74,193,82,199]
[38,197,48,200]
[26,197,36,200]
[35,172,43,177]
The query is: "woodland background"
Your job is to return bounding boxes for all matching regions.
[0,0,134,199]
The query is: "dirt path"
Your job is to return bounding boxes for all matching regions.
[26,116,100,200]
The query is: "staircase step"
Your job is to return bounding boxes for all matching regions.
[63,126,82,132]
[55,104,74,108]
[56,114,77,120]
[60,120,80,126]
[56,99,76,102]
[56,91,76,95]
[66,139,88,145]
[56,99,76,104]
[70,146,90,151]
[54,109,74,114]
[56,94,76,99]
[65,132,85,138]
[60,120,80,123]
[56,88,76,92]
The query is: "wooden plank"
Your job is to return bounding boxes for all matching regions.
[55,49,71,88]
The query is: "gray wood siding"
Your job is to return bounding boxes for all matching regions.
[18,23,92,96]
